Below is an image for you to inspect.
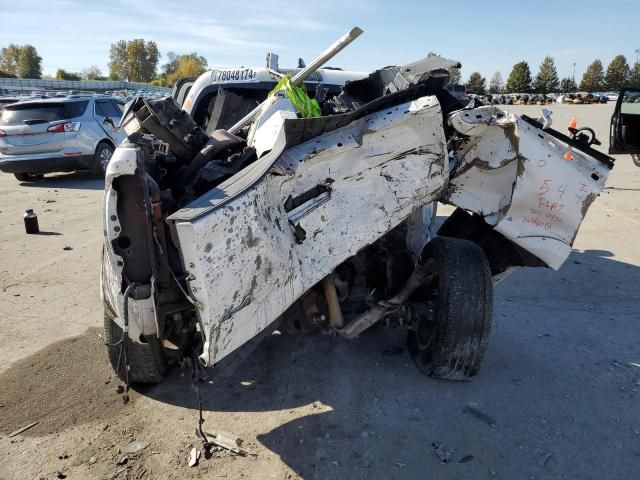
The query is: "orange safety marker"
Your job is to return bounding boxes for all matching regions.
[564,152,573,160]
[568,116,577,129]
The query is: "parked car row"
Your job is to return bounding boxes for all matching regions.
[0,94,127,181]
[450,89,619,106]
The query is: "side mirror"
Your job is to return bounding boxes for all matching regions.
[102,117,115,127]
[609,88,640,155]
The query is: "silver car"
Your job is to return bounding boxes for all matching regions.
[0,95,126,181]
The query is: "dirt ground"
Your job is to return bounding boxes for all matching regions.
[1,103,639,480]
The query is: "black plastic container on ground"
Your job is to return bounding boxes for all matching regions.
[24,209,39,234]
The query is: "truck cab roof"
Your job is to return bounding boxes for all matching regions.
[177,66,368,131]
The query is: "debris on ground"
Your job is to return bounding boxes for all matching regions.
[395,462,407,468]
[459,454,474,463]
[63,246,73,251]
[89,456,97,465]
[7,421,38,438]
[538,452,553,467]
[198,429,251,456]
[432,442,453,463]
[107,466,128,479]
[119,441,149,455]
[188,447,201,467]
[463,403,496,428]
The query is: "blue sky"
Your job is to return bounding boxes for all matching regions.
[1,0,638,82]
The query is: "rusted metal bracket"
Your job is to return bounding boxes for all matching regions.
[338,262,435,338]
[322,273,344,328]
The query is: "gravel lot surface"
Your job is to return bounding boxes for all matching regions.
[0,103,638,480]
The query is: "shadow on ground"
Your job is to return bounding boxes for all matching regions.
[0,328,127,437]
[141,248,640,479]
[1,249,637,478]
[17,171,104,190]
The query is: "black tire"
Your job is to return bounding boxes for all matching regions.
[91,142,114,177]
[14,173,44,182]
[103,308,168,384]
[407,237,493,380]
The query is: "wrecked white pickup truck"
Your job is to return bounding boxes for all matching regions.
[101,30,615,385]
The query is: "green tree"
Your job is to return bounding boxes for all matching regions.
[108,40,127,80]
[0,44,21,76]
[628,63,640,89]
[154,52,208,87]
[579,59,604,92]
[447,66,461,85]
[533,56,559,93]
[604,55,630,90]
[17,45,42,78]
[55,69,81,81]
[560,77,577,93]
[109,39,160,82]
[465,71,486,94]
[489,71,503,93]
[166,54,208,86]
[505,61,532,93]
[0,44,42,78]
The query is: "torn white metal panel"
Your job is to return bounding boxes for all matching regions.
[104,145,138,181]
[449,105,517,139]
[445,107,610,270]
[445,106,520,224]
[492,118,609,269]
[446,162,518,225]
[404,203,437,264]
[102,145,160,341]
[248,97,297,158]
[171,95,448,366]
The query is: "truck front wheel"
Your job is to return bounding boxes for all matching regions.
[407,237,493,380]
[103,308,168,384]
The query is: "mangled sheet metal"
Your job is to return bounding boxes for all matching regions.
[444,106,611,269]
[102,27,614,377]
[167,96,448,365]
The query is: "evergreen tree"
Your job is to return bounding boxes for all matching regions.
[627,63,640,89]
[465,72,486,94]
[447,66,461,85]
[579,60,604,92]
[533,56,559,93]
[505,61,532,93]
[604,55,630,90]
[489,71,503,93]
[560,77,577,93]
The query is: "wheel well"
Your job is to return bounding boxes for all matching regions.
[437,208,546,274]
[96,139,115,153]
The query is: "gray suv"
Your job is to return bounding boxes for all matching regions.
[0,95,126,181]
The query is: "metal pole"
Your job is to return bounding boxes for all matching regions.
[228,27,363,134]
[572,62,576,82]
